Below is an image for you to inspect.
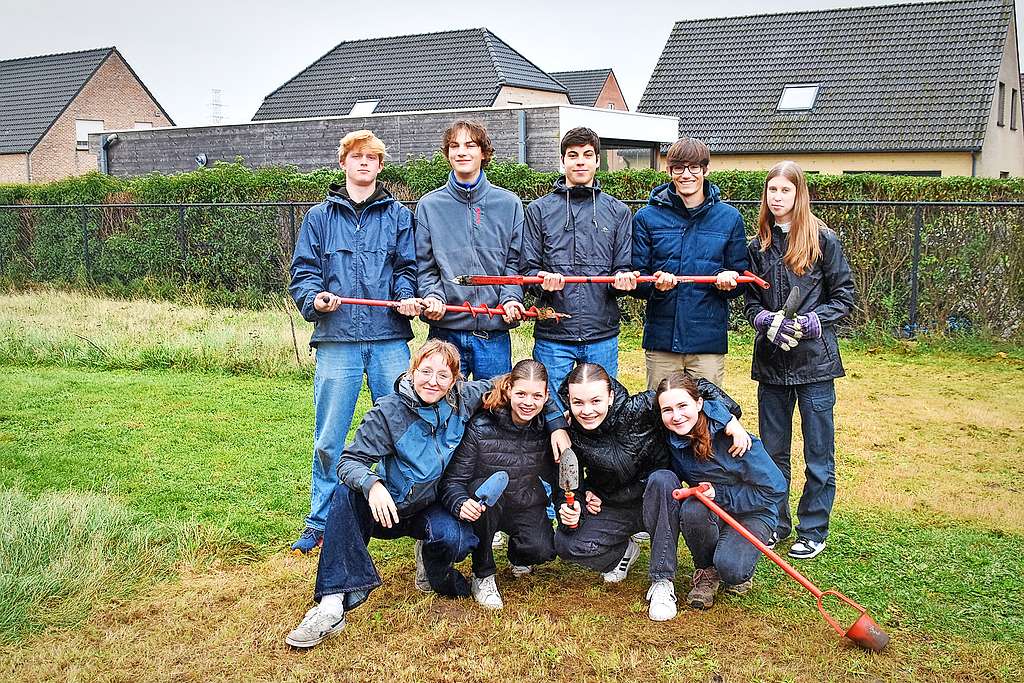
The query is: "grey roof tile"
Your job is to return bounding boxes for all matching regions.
[253,28,566,121]
[637,0,1012,153]
[549,69,613,107]
[0,47,112,154]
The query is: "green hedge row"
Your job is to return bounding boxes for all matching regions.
[2,157,1023,338]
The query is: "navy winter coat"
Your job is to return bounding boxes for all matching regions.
[631,181,749,354]
[288,186,416,345]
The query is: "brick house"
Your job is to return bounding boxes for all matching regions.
[550,69,628,111]
[638,0,1024,178]
[0,47,173,183]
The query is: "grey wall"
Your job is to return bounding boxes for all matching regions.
[91,107,562,176]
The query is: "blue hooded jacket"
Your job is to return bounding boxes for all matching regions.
[631,181,749,354]
[288,185,416,345]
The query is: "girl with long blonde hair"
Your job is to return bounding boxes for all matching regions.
[744,160,855,561]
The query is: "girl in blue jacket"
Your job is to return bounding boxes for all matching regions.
[643,371,786,621]
[744,160,855,561]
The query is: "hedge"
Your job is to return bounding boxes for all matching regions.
[1,156,1023,338]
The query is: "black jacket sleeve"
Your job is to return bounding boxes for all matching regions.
[695,377,742,420]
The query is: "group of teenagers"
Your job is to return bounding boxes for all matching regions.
[283,121,855,648]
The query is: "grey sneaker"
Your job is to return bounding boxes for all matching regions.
[510,564,532,578]
[646,579,677,621]
[723,578,753,595]
[630,531,651,543]
[788,538,826,559]
[285,605,345,648]
[687,567,721,609]
[414,540,432,592]
[492,532,506,549]
[602,539,641,584]
[470,574,503,610]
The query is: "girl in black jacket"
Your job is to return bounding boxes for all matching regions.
[554,363,749,584]
[440,359,558,610]
[744,160,855,560]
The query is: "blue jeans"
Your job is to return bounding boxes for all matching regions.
[427,327,511,380]
[757,380,836,543]
[314,486,477,611]
[532,336,619,412]
[306,340,410,531]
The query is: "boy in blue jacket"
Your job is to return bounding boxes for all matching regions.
[288,130,422,554]
[632,137,749,390]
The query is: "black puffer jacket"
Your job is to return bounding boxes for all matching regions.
[440,406,556,517]
[557,376,741,507]
[744,224,855,385]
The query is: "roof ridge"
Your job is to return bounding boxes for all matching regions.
[0,46,113,66]
[482,28,566,93]
[480,29,506,85]
[668,0,1007,27]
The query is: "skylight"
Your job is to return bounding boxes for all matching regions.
[349,99,380,116]
[777,85,820,111]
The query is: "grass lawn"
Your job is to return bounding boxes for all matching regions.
[1,291,1023,681]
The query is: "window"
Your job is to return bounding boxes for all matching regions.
[133,121,154,130]
[777,84,820,111]
[607,103,616,110]
[843,170,941,177]
[998,82,1006,126]
[74,119,104,150]
[348,99,379,116]
[1012,89,1019,130]
[1000,171,1010,179]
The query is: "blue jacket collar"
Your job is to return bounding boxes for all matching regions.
[445,170,491,204]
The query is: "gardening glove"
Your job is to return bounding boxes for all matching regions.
[795,312,823,340]
[753,309,800,351]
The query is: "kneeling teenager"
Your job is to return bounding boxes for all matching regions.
[643,371,786,621]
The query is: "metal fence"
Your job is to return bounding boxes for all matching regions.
[1,199,1022,338]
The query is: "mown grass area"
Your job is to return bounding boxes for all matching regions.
[1,290,1023,680]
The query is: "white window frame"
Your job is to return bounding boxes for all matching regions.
[133,121,154,130]
[349,99,380,116]
[777,84,820,112]
[75,119,105,150]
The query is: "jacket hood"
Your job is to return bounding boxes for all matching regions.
[552,176,603,196]
[647,180,721,214]
[557,373,631,434]
[444,170,492,205]
[326,183,393,207]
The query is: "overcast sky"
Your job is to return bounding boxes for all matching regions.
[1,0,1009,126]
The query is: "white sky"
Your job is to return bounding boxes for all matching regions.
[1,0,1008,126]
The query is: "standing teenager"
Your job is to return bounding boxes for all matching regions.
[632,137,749,390]
[416,120,526,380]
[288,130,421,553]
[643,372,786,621]
[744,160,855,560]
[440,359,558,610]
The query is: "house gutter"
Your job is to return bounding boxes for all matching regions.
[971,151,977,177]
[517,111,527,164]
[99,134,119,174]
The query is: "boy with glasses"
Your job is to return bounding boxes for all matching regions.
[631,137,749,390]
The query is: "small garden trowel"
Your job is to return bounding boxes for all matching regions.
[559,447,580,528]
[474,471,509,507]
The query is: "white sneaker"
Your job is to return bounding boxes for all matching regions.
[788,538,826,559]
[492,532,506,549]
[602,539,641,584]
[470,574,504,610]
[510,564,532,578]
[646,579,677,621]
[631,531,650,543]
[285,605,345,648]
[414,540,432,592]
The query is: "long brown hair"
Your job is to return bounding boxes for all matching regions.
[655,372,712,461]
[482,359,548,411]
[756,160,823,276]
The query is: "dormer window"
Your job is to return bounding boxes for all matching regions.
[777,84,820,111]
[349,99,379,116]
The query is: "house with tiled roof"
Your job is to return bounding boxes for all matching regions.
[638,0,1024,178]
[550,69,628,111]
[0,47,172,183]
[253,28,570,120]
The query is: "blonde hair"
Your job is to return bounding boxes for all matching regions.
[337,130,386,164]
[482,359,548,411]
[406,339,463,384]
[756,160,823,276]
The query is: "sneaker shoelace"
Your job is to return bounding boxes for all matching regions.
[693,567,715,587]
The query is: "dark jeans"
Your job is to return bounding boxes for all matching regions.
[314,485,477,611]
[554,501,643,574]
[757,380,836,543]
[470,500,555,578]
[644,469,769,585]
[427,327,512,380]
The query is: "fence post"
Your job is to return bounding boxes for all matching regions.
[177,206,187,274]
[907,205,923,337]
[79,206,92,280]
[289,204,296,254]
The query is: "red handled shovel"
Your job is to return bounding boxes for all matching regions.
[672,484,890,652]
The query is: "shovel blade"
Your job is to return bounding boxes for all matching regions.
[559,447,580,492]
[844,612,891,652]
[474,471,509,507]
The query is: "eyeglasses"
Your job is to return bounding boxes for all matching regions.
[668,163,706,177]
[415,368,453,383]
